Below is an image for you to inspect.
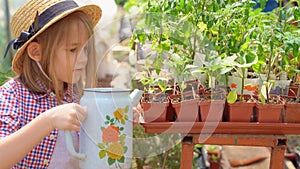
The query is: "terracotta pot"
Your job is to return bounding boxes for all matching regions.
[282,96,300,123]
[170,94,199,122]
[253,95,284,123]
[199,100,225,122]
[141,93,169,122]
[209,160,221,169]
[141,102,169,122]
[227,95,255,122]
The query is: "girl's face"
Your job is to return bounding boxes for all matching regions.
[54,21,90,84]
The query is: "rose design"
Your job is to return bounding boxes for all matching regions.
[113,108,125,121]
[102,126,120,143]
[98,106,129,167]
[106,142,125,160]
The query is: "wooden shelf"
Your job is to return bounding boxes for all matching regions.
[141,122,300,135]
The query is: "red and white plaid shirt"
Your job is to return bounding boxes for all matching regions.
[0,78,77,168]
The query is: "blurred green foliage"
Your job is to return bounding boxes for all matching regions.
[0,71,15,86]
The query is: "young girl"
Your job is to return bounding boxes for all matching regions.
[0,0,102,168]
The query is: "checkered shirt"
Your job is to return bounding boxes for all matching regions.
[0,78,77,168]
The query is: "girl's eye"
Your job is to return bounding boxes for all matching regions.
[70,48,77,53]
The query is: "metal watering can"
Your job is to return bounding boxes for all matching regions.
[65,88,143,169]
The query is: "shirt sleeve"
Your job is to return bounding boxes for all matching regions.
[0,84,21,139]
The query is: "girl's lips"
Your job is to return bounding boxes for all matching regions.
[74,67,84,71]
[74,68,84,74]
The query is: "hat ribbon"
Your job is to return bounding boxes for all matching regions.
[3,1,78,58]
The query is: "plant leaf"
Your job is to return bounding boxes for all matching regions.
[124,105,129,113]
[108,158,116,166]
[99,150,106,159]
[226,91,238,104]
[118,156,125,163]
[97,143,106,149]
[260,84,267,104]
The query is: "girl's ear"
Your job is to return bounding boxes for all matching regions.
[27,42,41,61]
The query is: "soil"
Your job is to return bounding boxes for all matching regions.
[283,97,300,104]
[254,95,283,104]
[170,93,199,103]
[199,92,225,101]
[143,93,168,103]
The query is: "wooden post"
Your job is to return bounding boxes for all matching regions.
[270,138,287,169]
[180,136,194,169]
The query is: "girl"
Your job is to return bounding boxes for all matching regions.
[0,0,102,168]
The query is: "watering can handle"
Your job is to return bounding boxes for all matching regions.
[65,130,86,160]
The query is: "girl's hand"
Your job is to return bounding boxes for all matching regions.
[44,103,87,131]
[133,104,144,128]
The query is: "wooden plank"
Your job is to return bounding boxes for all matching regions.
[191,134,286,147]
[141,122,300,135]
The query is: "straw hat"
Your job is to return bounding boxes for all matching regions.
[9,0,102,74]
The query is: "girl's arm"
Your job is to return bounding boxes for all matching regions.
[0,103,86,169]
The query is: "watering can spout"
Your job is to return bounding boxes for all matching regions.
[130,89,143,107]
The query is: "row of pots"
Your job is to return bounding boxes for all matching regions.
[140,93,300,123]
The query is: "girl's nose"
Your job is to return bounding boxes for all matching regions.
[78,47,88,64]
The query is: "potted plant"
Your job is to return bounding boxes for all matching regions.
[283,85,300,123]
[166,54,200,122]
[205,145,222,169]
[188,1,260,122]
[190,49,233,122]
[250,0,300,122]
[226,89,256,122]
[222,1,261,122]
[209,154,221,169]
[134,62,172,122]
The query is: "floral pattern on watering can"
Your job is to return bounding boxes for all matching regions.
[98,106,129,167]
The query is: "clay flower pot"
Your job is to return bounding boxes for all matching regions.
[205,145,222,169]
[169,94,199,122]
[199,100,225,122]
[141,102,169,122]
[209,160,221,169]
[282,96,300,123]
[199,91,225,122]
[227,95,255,122]
[141,93,169,122]
[253,95,284,123]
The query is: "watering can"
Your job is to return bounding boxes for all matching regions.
[65,88,143,169]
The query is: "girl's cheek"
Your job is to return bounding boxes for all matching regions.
[78,51,88,64]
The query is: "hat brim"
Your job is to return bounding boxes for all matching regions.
[12,4,102,74]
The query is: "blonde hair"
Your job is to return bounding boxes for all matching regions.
[19,12,97,103]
